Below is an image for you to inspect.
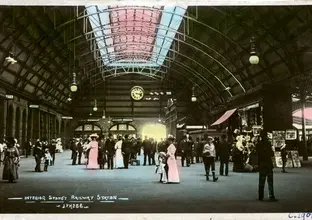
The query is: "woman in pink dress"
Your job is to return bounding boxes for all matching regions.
[86,134,100,169]
[166,136,180,183]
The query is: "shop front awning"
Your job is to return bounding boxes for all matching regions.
[211,108,237,126]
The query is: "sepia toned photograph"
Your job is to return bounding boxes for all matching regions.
[0,2,312,216]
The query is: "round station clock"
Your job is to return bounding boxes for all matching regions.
[130,86,144,101]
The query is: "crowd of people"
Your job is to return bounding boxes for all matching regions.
[1,128,280,201]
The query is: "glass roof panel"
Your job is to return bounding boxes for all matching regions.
[86,5,187,68]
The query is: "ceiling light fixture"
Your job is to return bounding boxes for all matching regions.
[249,36,259,65]
[191,87,197,102]
[102,110,106,119]
[70,72,78,92]
[93,99,98,111]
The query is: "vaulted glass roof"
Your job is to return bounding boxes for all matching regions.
[86,5,187,68]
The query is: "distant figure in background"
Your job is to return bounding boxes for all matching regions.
[143,136,152,166]
[114,135,124,169]
[77,139,84,165]
[219,134,230,176]
[98,136,106,169]
[24,139,32,158]
[49,139,56,166]
[122,134,132,169]
[150,138,156,165]
[2,137,20,183]
[256,130,277,202]
[86,134,100,169]
[72,139,78,165]
[194,137,202,163]
[33,140,43,172]
[280,141,287,173]
[180,135,189,167]
[105,133,115,169]
[43,148,52,172]
[0,140,4,166]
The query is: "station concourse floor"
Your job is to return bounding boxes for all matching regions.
[0,150,312,213]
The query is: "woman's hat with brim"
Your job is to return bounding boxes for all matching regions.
[90,133,99,138]
[207,136,214,140]
[167,134,175,141]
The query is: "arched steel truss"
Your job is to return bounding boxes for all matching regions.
[57,7,251,96]
[74,24,245,93]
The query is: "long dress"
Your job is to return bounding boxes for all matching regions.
[167,144,180,183]
[86,141,99,169]
[138,147,144,165]
[114,140,124,168]
[2,146,19,182]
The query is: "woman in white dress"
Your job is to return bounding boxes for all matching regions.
[114,136,124,169]
[138,147,144,166]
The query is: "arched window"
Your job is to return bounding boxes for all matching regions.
[109,124,137,137]
[74,124,102,134]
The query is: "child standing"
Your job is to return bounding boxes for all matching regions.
[44,148,52,172]
[156,152,168,183]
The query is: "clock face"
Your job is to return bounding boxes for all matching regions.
[130,86,144,101]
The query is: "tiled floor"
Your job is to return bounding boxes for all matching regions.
[0,151,311,213]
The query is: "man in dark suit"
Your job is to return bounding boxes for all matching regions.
[150,138,156,165]
[105,133,115,169]
[180,135,191,167]
[280,142,287,173]
[77,139,84,165]
[256,130,277,201]
[122,134,132,169]
[33,140,43,172]
[219,134,230,176]
[98,136,106,169]
[71,140,78,165]
[142,136,152,166]
[24,139,32,158]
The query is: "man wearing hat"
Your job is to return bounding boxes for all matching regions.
[256,130,277,201]
[105,133,115,169]
[121,134,132,169]
[202,135,218,182]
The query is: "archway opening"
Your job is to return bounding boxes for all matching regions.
[141,123,166,142]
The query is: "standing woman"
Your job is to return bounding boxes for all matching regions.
[86,134,100,169]
[166,135,180,184]
[2,137,20,183]
[114,135,124,169]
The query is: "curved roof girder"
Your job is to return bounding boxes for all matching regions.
[70,17,245,94]
[81,46,224,100]
[81,59,217,106]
